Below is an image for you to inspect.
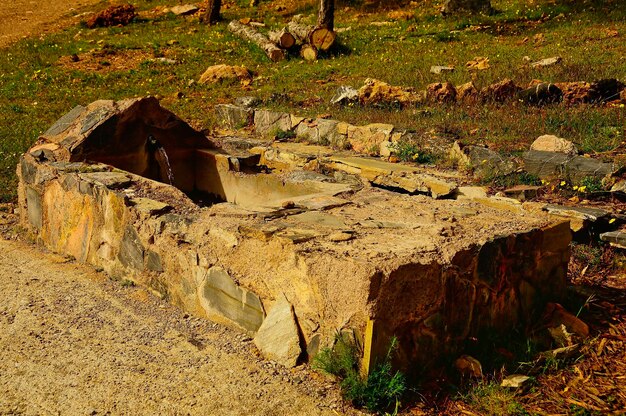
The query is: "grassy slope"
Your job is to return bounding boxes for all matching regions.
[0,0,624,202]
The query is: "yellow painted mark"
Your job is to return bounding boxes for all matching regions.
[361,318,375,377]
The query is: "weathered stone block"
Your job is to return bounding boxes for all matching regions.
[215,104,254,129]
[253,295,302,367]
[198,266,265,333]
[118,225,145,271]
[25,186,42,230]
[254,109,292,136]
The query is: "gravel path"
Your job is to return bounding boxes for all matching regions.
[0,235,354,415]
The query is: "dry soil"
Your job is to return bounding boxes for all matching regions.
[0,0,99,47]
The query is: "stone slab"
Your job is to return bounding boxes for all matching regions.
[254,295,302,367]
[199,267,265,333]
[599,231,626,248]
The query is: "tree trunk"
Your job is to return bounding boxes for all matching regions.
[317,0,334,31]
[228,21,286,62]
[269,28,296,49]
[442,0,492,15]
[204,0,221,24]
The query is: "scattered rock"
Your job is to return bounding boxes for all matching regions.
[170,4,199,15]
[523,151,615,183]
[234,96,261,108]
[454,186,488,199]
[427,82,457,103]
[466,145,517,177]
[455,355,483,378]
[346,123,394,154]
[387,10,414,20]
[215,104,254,129]
[358,78,422,108]
[600,230,626,249]
[379,141,394,158]
[86,4,136,28]
[518,83,563,105]
[155,57,177,65]
[542,302,589,340]
[543,204,610,234]
[254,110,292,136]
[503,185,542,201]
[530,56,562,68]
[555,81,593,105]
[330,85,359,105]
[481,78,521,102]
[548,324,574,347]
[539,344,580,361]
[199,64,252,85]
[328,231,354,242]
[501,374,531,389]
[530,135,577,155]
[253,295,303,367]
[465,56,490,71]
[456,81,479,103]
[430,65,455,74]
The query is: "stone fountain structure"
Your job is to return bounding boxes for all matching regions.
[17,97,571,375]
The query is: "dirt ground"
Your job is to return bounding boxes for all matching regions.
[0,0,99,47]
[0,211,355,415]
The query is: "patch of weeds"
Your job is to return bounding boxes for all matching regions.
[272,129,296,140]
[434,31,459,42]
[481,171,541,188]
[462,382,528,416]
[121,279,136,287]
[571,243,604,269]
[314,333,406,414]
[391,140,437,164]
[573,176,605,194]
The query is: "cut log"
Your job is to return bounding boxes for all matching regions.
[287,21,312,44]
[300,44,318,61]
[228,20,286,62]
[287,21,336,51]
[269,28,296,49]
[310,27,336,51]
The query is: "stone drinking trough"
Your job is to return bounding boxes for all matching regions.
[17,97,571,376]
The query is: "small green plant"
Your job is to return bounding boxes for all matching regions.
[573,176,604,194]
[480,171,541,188]
[272,129,296,140]
[391,140,437,164]
[462,382,528,416]
[121,279,136,287]
[314,333,406,414]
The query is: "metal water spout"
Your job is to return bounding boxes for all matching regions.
[147,135,175,185]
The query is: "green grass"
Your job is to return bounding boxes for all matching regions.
[0,0,625,201]
[314,333,406,414]
[461,382,529,416]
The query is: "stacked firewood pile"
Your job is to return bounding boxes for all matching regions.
[228,17,336,62]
